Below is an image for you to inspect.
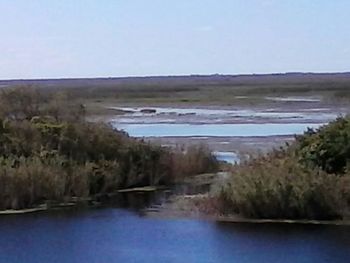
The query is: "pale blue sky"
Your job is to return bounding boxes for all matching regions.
[0,0,349,79]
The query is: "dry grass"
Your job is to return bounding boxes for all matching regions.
[218,153,350,220]
[0,87,219,210]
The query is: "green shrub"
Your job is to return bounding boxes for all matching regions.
[0,87,219,209]
[296,117,350,174]
[217,116,350,220]
[219,154,349,219]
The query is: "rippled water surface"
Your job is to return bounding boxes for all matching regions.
[0,209,349,263]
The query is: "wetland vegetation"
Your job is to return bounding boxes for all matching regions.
[216,117,350,220]
[0,87,218,211]
[2,73,350,114]
[1,74,350,222]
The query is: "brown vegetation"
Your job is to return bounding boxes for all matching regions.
[0,87,218,210]
[217,119,350,220]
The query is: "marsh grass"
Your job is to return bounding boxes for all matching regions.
[218,117,350,220]
[0,87,219,210]
[219,154,349,219]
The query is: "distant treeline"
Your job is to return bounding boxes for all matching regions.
[1,73,350,103]
[2,72,350,87]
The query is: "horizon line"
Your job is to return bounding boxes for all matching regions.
[1,71,350,82]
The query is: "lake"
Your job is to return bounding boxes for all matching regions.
[0,208,349,263]
[115,123,323,137]
[111,108,329,164]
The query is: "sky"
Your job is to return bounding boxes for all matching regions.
[0,0,349,79]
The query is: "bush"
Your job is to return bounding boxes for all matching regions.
[0,156,67,209]
[161,145,219,182]
[0,86,219,210]
[216,116,350,220]
[296,117,350,174]
[219,153,349,219]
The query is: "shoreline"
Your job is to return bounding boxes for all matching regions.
[145,208,350,226]
[2,201,350,226]
[1,100,348,224]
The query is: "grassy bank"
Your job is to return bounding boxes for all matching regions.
[0,87,218,211]
[216,117,350,220]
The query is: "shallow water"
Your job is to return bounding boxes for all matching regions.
[115,123,323,137]
[0,208,349,263]
[111,106,340,124]
[265,96,321,102]
[213,151,240,164]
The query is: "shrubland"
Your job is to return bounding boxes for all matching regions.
[218,117,350,220]
[0,87,218,210]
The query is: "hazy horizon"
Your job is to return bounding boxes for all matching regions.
[1,0,349,79]
[2,71,350,82]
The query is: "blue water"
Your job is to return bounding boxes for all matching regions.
[0,209,349,263]
[115,123,323,137]
[213,151,240,164]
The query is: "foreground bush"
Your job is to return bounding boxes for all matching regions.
[219,153,350,220]
[0,119,218,210]
[164,145,219,182]
[0,87,219,210]
[296,117,350,174]
[216,117,350,220]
